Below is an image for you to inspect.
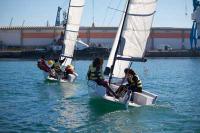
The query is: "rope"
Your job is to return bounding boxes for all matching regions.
[185,0,188,16]
[101,0,113,26]
[107,0,123,26]
[60,0,68,10]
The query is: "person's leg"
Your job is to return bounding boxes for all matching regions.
[115,86,122,96]
[128,86,135,102]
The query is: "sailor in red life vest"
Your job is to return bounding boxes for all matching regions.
[37,55,50,72]
[63,64,78,79]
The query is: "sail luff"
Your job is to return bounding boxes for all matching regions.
[108,0,130,84]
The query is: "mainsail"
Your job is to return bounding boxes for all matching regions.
[61,0,85,67]
[106,0,157,81]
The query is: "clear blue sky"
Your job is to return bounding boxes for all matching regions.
[0,0,193,28]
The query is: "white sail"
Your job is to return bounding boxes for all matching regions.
[106,13,125,69]
[61,0,85,67]
[108,0,157,79]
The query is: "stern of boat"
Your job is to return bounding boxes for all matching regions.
[132,90,157,105]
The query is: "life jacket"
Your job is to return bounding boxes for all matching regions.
[65,68,73,74]
[37,59,50,72]
[127,74,142,88]
[53,62,61,72]
[88,64,103,80]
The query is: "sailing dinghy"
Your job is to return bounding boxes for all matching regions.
[88,0,157,107]
[45,0,85,83]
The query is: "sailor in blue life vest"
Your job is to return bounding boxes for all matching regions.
[87,57,118,98]
[124,68,143,102]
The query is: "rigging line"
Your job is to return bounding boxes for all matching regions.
[185,0,188,16]
[60,0,68,10]
[107,7,124,13]
[101,0,113,26]
[107,0,123,26]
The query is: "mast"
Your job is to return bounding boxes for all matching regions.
[55,6,62,26]
[108,0,130,84]
[64,0,72,38]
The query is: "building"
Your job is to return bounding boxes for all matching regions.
[0,26,192,51]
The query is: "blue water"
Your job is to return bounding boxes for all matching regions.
[0,58,200,132]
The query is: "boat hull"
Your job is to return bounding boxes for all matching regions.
[88,80,157,107]
[43,72,77,83]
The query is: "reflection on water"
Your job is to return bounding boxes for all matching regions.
[88,98,126,117]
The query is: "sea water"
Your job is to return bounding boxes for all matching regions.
[0,58,200,132]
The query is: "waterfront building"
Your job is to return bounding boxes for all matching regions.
[0,26,192,51]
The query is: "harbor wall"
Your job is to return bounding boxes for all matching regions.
[0,26,195,51]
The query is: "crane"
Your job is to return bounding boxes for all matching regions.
[55,6,62,26]
[190,0,200,50]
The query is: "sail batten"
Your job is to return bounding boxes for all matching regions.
[65,29,79,33]
[127,11,156,16]
[107,0,157,80]
[70,5,84,7]
[116,56,147,62]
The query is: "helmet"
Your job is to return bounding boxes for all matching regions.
[47,60,54,67]
[66,64,74,70]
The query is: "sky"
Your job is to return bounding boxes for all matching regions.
[0,0,193,28]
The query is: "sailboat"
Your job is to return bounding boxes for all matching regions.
[88,0,157,107]
[45,0,85,83]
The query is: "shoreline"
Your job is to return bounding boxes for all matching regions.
[0,49,200,60]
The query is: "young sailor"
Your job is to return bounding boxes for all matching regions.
[47,60,57,78]
[124,68,142,102]
[87,57,118,98]
[51,57,66,79]
[37,55,50,72]
[63,64,78,80]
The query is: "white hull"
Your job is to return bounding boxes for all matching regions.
[88,80,157,107]
[43,72,77,83]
